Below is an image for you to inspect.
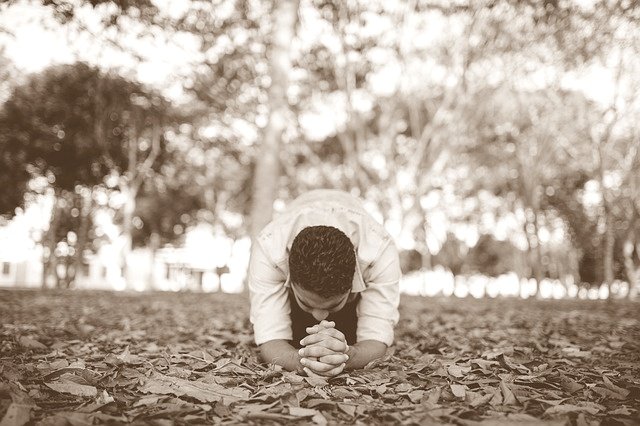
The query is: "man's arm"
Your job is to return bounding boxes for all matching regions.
[356,240,401,347]
[248,242,293,351]
[345,340,387,369]
[259,340,304,372]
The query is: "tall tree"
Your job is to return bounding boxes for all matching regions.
[0,62,172,287]
[249,0,300,238]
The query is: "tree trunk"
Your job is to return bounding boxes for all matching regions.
[249,0,299,240]
[71,189,92,288]
[623,239,638,299]
[531,210,545,297]
[602,208,615,299]
[522,209,543,297]
[148,231,160,290]
[42,193,62,289]
[121,184,137,290]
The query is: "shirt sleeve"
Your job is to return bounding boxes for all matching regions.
[356,240,401,346]
[248,240,292,345]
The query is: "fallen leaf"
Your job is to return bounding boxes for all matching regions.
[116,346,142,365]
[447,364,465,378]
[602,375,630,398]
[18,336,47,350]
[46,382,98,398]
[396,382,413,392]
[450,384,466,399]
[140,373,250,405]
[609,407,632,416]
[489,388,503,406]
[0,403,33,426]
[312,412,328,425]
[544,404,600,416]
[288,406,318,417]
[500,380,518,405]
[134,395,163,407]
[49,359,69,369]
[304,375,328,387]
[469,392,494,408]
[332,387,358,399]
[338,403,356,417]
[42,411,95,426]
[426,386,442,404]
[592,386,626,400]
[408,389,424,403]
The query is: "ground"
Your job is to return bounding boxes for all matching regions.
[0,290,639,425]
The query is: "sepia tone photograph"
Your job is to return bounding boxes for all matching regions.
[0,0,638,424]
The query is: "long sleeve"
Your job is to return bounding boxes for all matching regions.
[248,241,292,345]
[356,240,401,346]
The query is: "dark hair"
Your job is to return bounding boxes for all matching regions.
[289,225,356,298]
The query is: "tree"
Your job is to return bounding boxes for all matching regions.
[0,62,173,287]
[249,0,300,238]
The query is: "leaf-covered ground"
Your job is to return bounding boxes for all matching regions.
[1,289,639,425]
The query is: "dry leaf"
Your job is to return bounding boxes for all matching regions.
[426,386,442,404]
[18,336,47,350]
[396,382,413,392]
[46,382,98,398]
[338,403,356,417]
[602,375,630,398]
[408,389,425,403]
[447,365,465,378]
[544,404,600,416]
[304,375,328,387]
[450,384,466,399]
[0,403,32,426]
[312,412,328,425]
[469,393,494,407]
[500,381,518,405]
[288,406,318,417]
[140,373,250,405]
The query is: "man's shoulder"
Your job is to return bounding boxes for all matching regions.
[257,190,394,266]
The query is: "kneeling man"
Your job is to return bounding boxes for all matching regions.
[249,189,401,377]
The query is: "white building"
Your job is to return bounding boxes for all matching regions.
[0,223,250,293]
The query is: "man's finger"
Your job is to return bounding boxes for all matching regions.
[300,334,347,352]
[318,353,349,365]
[319,320,335,328]
[299,345,337,358]
[305,320,335,334]
[317,327,346,341]
[305,325,320,334]
[303,367,325,379]
[300,357,341,373]
[315,363,346,377]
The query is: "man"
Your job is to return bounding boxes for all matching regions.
[249,189,401,377]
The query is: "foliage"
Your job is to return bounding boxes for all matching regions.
[464,234,523,278]
[0,62,170,198]
[1,290,639,424]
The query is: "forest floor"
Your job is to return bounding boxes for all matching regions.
[1,289,639,425]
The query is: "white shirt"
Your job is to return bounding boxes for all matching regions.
[248,189,401,346]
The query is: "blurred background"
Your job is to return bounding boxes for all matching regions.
[0,0,638,299]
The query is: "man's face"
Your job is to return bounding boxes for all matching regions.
[291,283,350,321]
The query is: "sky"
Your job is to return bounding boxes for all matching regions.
[0,0,625,106]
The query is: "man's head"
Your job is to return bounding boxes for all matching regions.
[289,225,356,320]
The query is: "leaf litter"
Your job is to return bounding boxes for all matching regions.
[1,290,639,424]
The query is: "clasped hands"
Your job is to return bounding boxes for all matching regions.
[298,320,349,377]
